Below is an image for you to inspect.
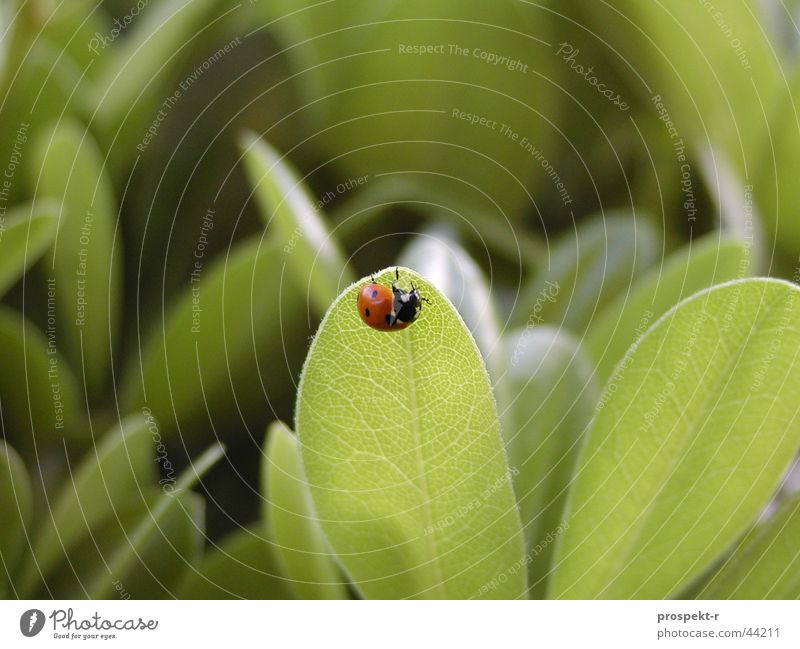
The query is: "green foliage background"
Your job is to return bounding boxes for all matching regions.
[0,0,799,599]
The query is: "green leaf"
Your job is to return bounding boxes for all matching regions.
[0,440,32,596]
[399,226,514,440]
[503,326,598,598]
[551,278,800,599]
[0,201,58,299]
[0,41,89,207]
[756,67,800,259]
[399,225,504,379]
[297,267,525,599]
[585,234,748,381]
[86,443,224,598]
[17,414,155,596]
[31,119,122,397]
[240,132,354,316]
[124,236,307,439]
[48,489,204,599]
[263,0,558,219]
[0,306,85,448]
[112,491,205,599]
[514,213,658,332]
[0,1,15,91]
[123,491,205,598]
[696,145,766,270]
[94,0,219,158]
[30,0,108,79]
[179,526,294,599]
[332,175,544,270]
[698,491,800,599]
[584,1,777,177]
[265,421,347,599]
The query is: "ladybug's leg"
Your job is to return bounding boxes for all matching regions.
[410,281,428,298]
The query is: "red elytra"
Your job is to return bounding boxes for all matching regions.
[357,282,408,331]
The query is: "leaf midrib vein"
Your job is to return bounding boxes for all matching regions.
[402,331,447,599]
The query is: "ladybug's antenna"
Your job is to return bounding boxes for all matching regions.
[395,267,400,281]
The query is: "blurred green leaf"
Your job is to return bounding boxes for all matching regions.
[0,1,14,86]
[124,236,307,439]
[240,132,354,316]
[179,526,294,600]
[699,491,800,599]
[552,279,800,598]
[17,414,154,596]
[0,440,32,597]
[30,0,108,79]
[0,200,58,299]
[503,326,597,599]
[94,0,220,158]
[587,1,778,174]
[696,145,766,270]
[126,490,205,598]
[399,225,504,379]
[0,305,85,449]
[756,67,800,259]
[0,40,89,207]
[86,442,224,598]
[265,421,347,600]
[49,489,204,599]
[264,0,558,219]
[32,119,122,398]
[585,234,748,381]
[515,213,658,332]
[297,267,525,599]
[333,175,544,269]
[0,41,80,195]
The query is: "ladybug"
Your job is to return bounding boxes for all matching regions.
[357,268,428,331]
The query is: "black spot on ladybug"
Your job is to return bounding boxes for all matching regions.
[384,314,392,324]
[364,308,370,318]
[371,290,378,298]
